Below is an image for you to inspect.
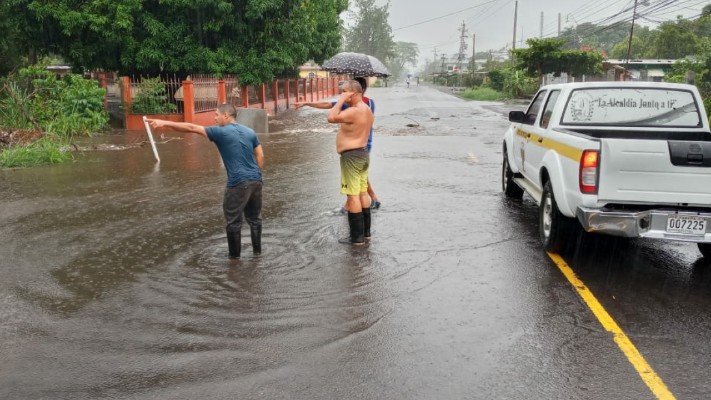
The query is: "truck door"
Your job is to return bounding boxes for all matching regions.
[512,90,551,189]
[512,90,546,173]
[526,90,562,189]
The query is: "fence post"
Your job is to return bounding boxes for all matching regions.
[122,76,131,124]
[217,80,226,104]
[309,78,314,102]
[101,75,108,111]
[273,80,279,114]
[183,80,195,123]
[301,79,307,102]
[241,86,249,108]
[260,83,266,110]
[285,79,290,109]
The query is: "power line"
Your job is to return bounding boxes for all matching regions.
[393,0,500,31]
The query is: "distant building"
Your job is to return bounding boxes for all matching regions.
[602,59,676,82]
[438,55,469,74]
[543,58,679,85]
[45,65,72,77]
[298,61,329,79]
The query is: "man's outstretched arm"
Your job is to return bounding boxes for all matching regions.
[147,119,207,138]
[293,101,333,110]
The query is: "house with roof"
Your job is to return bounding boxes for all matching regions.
[298,61,329,79]
[602,59,677,82]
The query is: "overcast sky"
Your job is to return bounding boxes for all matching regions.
[342,0,709,71]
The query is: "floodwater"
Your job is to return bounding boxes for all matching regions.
[2,86,520,399]
[3,84,711,399]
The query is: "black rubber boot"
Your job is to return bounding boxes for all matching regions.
[339,212,365,245]
[362,207,371,239]
[226,230,241,259]
[250,226,262,256]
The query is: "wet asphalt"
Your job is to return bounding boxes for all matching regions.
[1,83,711,399]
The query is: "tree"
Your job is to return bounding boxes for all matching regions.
[342,0,395,64]
[664,58,708,83]
[513,38,603,82]
[386,41,419,80]
[0,0,65,75]
[650,18,710,59]
[561,50,603,77]
[512,38,566,79]
[0,2,24,75]
[12,0,347,84]
[608,26,656,59]
[559,22,630,56]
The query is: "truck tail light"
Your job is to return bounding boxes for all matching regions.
[579,150,599,194]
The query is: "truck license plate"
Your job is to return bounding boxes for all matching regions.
[666,215,707,235]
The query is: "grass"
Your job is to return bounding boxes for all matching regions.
[0,137,73,168]
[459,87,506,101]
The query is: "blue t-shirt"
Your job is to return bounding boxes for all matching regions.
[205,123,262,187]
[331,97,375,152]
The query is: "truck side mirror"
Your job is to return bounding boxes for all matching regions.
[509,111,526,123]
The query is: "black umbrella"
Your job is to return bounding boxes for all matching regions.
[321,52,390,77]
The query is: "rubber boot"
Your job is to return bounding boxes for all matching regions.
[362,207,372,239]
[226,230,241,259]
[339,212,365,245]
[250,226,262,256]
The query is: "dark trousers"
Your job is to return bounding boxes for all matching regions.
[223,181,263,233]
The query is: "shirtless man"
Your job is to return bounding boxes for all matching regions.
[293,76,381,213]
[327,80,374,245]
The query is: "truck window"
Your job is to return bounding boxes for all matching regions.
[562,87,703,127]
[540,90,561,129]
[524,90,547,125]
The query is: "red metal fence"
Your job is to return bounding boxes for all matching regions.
[119,74,345,130]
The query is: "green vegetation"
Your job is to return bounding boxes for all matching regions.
[0,136,72,168]
[459,87,505,101]
[4,65,108,139]
[512,38,603,84]
[342,0,420,82]
[130,77,177,114]
[343,0,396,67]
[0,64,108,168]
[1,0,347,85]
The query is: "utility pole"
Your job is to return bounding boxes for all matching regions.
[471,34,476,71]
[432,47,438,78]
[558,13,561,37]
[540,12,543,38]
[440,53,446,74]
[512,0,518,67]
[625,0,639,74]
[457,21,469,74]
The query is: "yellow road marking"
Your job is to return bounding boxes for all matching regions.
[547,252,676,400]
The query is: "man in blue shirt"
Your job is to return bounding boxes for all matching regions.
[148,104,264,259]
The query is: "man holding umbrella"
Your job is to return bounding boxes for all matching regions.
[293,76,382,212]
[327,80,374,244]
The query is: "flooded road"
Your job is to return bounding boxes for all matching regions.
[2,84,711,399]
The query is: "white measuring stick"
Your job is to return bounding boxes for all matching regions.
[142,116,161,163]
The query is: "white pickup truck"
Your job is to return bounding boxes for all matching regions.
[502,81,711,256]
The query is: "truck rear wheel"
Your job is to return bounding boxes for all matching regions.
[698,243,711,258]
[502,150,523,198]
[540,181,577,253]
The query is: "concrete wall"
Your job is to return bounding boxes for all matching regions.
[237,109,268,133]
